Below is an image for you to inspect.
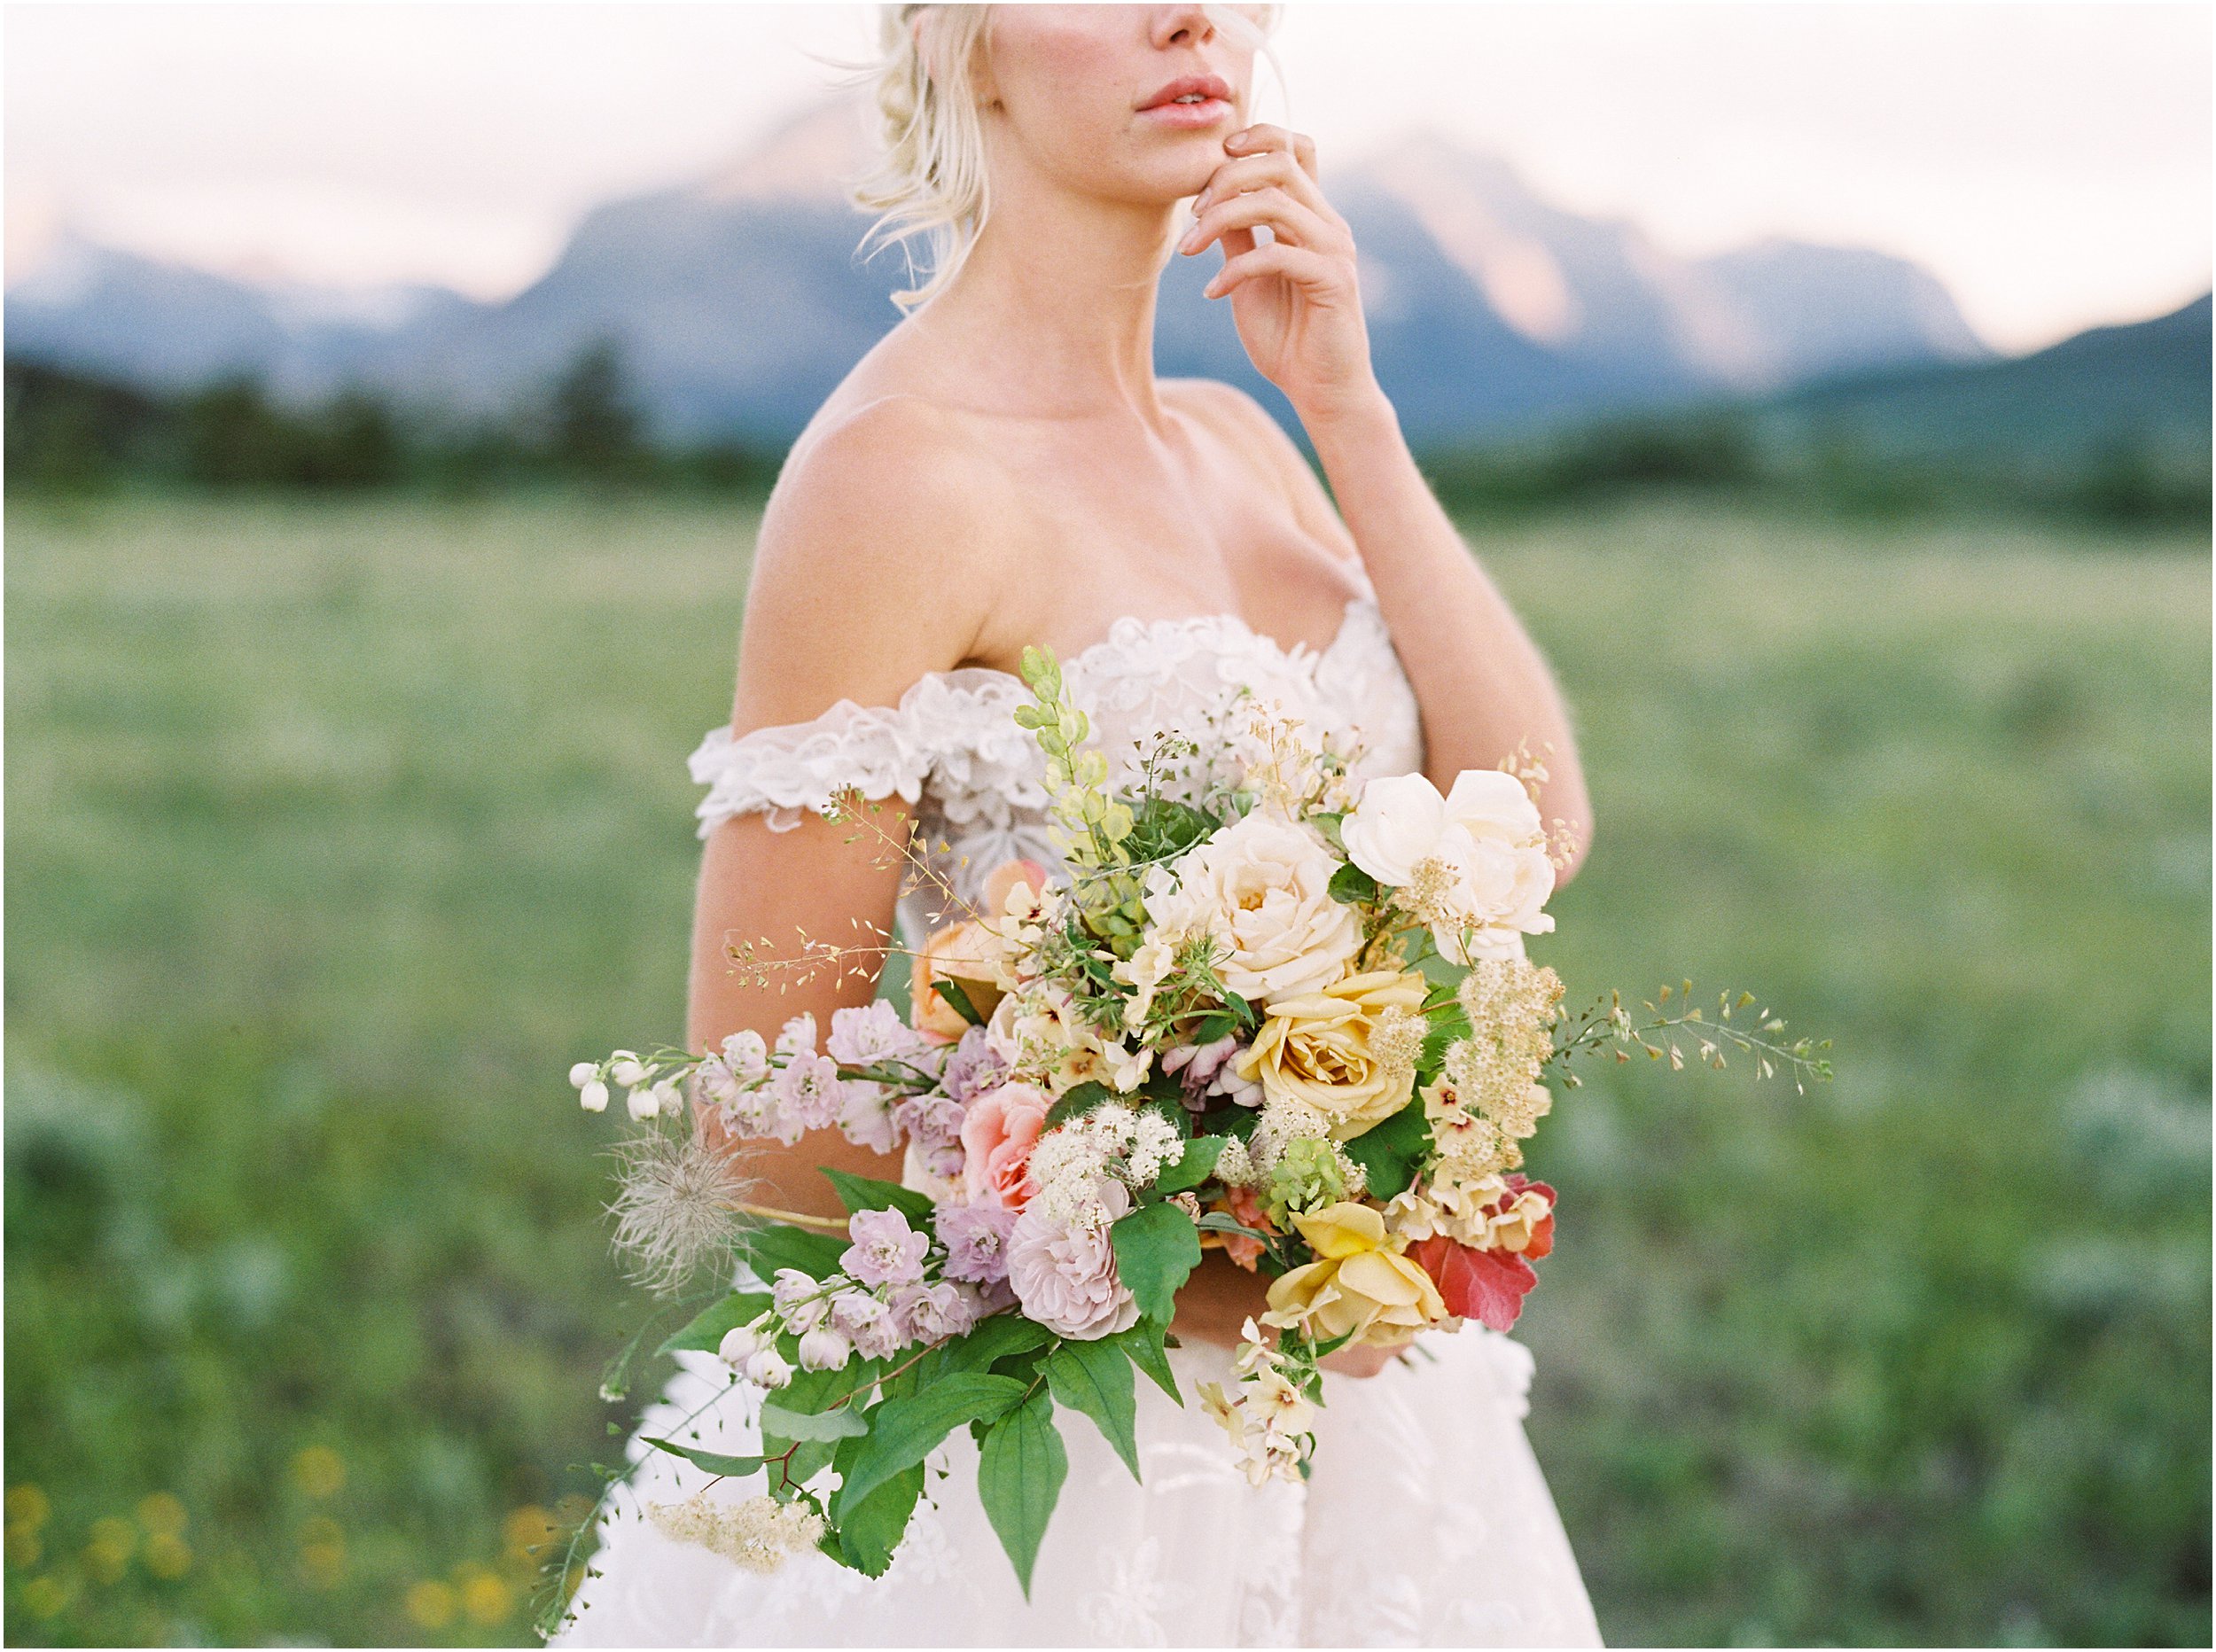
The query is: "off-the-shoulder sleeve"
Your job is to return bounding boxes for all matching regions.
[685,669,1044,838]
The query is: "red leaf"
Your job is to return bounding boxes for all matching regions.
[1408,1235,1540,1332]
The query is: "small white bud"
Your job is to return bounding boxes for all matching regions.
[609,1053,649,1087]
[569,1061,599,1089]
[627,1087,660,1121]
[744,1347,794,1390]
[579,1079,610,1113]
[796,1326,853,1372]
[717,1325,764,1368]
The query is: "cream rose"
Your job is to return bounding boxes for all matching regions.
[1236,968,1430,1139]
[1142,810,1362,1004]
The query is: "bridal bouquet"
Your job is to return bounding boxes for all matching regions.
[541,649,1826,1625]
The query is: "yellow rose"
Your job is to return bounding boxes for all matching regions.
[911,920,1008,1042]
[1236,969,1429,1139]
[1263,1202,1447,1348]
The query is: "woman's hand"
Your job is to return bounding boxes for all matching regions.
[1179,123,1382,428]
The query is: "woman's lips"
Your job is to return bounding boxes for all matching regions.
[1137,74,1235,129]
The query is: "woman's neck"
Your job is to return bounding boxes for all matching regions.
[914,174,1181,425]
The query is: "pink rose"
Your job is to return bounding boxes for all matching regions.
[958,1081,1050,1210]
[1005,1182,1142,1341]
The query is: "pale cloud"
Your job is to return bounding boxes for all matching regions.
[5,2,2208,350]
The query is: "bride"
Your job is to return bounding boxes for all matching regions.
[558,4,1601,1645]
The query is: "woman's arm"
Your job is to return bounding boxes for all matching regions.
[688,398,1013,1219]
[1182,125,1594,879]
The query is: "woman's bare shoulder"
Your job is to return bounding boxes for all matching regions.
[733,393,1028,729]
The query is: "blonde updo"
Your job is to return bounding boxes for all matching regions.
[851,4,1282,312]
[851,5,994,312]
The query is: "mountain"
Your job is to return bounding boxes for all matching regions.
[1755,292,2211,467]
[4,99,1992,447]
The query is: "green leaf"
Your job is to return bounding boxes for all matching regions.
[1044,1340,1140,1480]
[1327,861,1383,906]
[1110,1201,1203,1324]
[760,1401,868,1441]
[1308,809,1346,852]
[932,975,989,1027]
[1340,1096,1432,1202]
[830,1431,925,1578]
[642,1438,765,1478]
[936,1314,1056,1376]
[1195,1211,1276,1244]
[655,1290,773,1357]
[1043,1080,1114,1128]
[819,1167,933,1225]
[1108,1320,1182,1407]
[1420,1006,1474,1073]
[976,1389,1067,1597]
[1190,1012,1237,1045]
[835,1373,1027,1515]
[1154,1134,1226,1196]
[737,1221,850,1282]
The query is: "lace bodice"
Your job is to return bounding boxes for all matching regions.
[689,585,1425,938]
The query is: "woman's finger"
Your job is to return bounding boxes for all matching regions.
[1226,122,1319,183]
[1193,147,1334,222]
[1181,187,1346,260]
[1203,240,1340,301]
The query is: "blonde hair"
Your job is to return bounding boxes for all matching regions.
[851,5,995,313]
[850,4,1283,313]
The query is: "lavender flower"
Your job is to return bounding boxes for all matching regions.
[940,1026,1010,1105]
[826,1001,925,1066]
[890,1279,972,1345]
[836,1080,902,1155]
[935,1201,1020,1286]
[830,1290,905,1360]
[771,1053,844,1133]
[841,1209,929,1289]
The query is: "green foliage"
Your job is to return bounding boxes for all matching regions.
[1154,1135,1227,1196]
[928,974,988,1029]
[976,1390,1068,1598]
[735,1221,849,1282]
[832,1375,1026,1516]
[1327,861,1384,907]
[816,1169,932,1225]
[640,1439,764,1479]
[1108,1204,1205,1324]
[1042,1341,1141,1481]
[1340,1101,1431,1202]
[656,1290,773,1357]
[3,496,2205,1647]
[933,1314,1054,1377]
[1107,1321,1183,1408]
[756,1403,866,1444]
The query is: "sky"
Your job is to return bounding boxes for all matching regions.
[5,2,2210,354]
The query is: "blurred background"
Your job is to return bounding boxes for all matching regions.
[4,3,2208,1646]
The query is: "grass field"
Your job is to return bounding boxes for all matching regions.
[5,494,2209,1647]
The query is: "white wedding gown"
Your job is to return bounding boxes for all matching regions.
[555,576,1603,1648]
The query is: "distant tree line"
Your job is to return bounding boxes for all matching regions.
[5,340,2204,528]
[3,341,778,496]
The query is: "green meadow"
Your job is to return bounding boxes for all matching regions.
[5,495,2208,1646]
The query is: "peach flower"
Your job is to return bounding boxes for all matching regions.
[957,1081,1050,1210]
[912,920,1008,1043]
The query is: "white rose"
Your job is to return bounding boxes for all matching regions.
[1145,811,1362,1003]
[1436,769,1556,962]
[1341,772,1453,887]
